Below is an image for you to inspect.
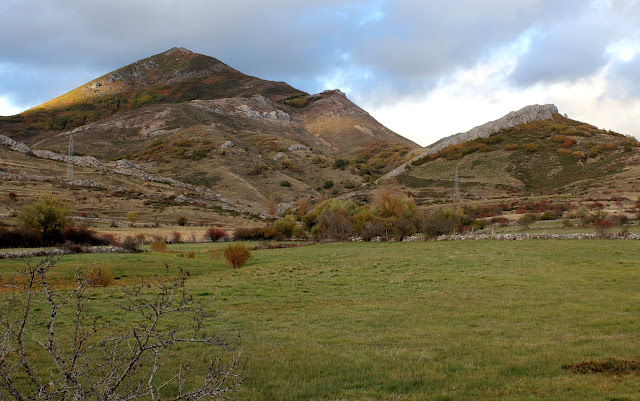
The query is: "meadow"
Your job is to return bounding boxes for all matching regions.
[0,240,639,400]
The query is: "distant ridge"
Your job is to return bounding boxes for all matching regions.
[380,104,558,181]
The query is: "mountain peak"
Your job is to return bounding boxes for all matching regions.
[163,47,195,56]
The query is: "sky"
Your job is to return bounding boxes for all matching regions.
[1,0,639,146]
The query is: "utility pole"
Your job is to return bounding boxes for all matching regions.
[67,134,74,180]
[453,166,460,208]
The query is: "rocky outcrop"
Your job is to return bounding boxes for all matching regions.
[429,104,558,150]
[233,104,291,121]
[0,134,31,153]
[381,104,558,181]
[289,144,310,152]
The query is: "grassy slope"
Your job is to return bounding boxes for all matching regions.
[399,114,640,210]
[1,241,638,400]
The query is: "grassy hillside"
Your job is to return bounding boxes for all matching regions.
[1,241,638,400]
[397,114,640,210]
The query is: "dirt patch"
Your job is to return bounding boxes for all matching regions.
[563,359,640,375]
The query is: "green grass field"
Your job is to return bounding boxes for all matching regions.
[1,241,639,400]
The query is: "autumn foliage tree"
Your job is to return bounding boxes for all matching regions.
[18,193,70,245]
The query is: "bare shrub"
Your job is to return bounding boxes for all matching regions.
[593,211,613,238]
[317,210,353,240]
[421,209,468,239]
[169,231,182,244]
[0,256,243,399]
[84,265,113,287]
[122,235,142,253]
[517,213,538,229]
[392,218,416,241]
[361,220,387,241]
[0,226,43,249]
[224,244,251,268]
[233,227,283,241]
[135,233,146,245]
[187,250,196,259]
[206,227,229,242]
[150,241,167,253]
[297,197,311,218]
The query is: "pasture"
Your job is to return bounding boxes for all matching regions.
[0,240,638,400]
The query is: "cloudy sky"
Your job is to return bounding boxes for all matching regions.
[1,0,639,146]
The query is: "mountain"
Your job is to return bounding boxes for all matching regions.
[0,47,416,152]
[382,104,558,181]
[0,48,419,226]
[388,110,640,211]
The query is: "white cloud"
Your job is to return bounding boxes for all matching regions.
[363,46,640,146]
[0,96,23,116]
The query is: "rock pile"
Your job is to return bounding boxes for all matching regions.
[0,246,131,259]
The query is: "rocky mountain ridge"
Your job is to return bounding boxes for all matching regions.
[381,104,558,181]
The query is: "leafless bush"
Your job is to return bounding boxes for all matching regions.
[317,210,353,240]
[150,241,168,253]
[169,231,182,244]
[84,265,113,287]
[0,256,243,400]
[360,220,387,241]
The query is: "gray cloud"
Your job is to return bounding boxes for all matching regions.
[607,54,640,97]
[511,10,614,85]
[0,0,638,113]
[353,0,584,79]
[510,1,639,86]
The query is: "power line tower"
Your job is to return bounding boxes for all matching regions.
[453,166,461,208]
[67,134,74,180]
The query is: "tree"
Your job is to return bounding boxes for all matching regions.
[372,186,416,219]
[126,211,139,226]
[593,211,613,238]
[18,193,70,245]
[316,210,353,240]
[297,197,311,219]
[421,209,467,239]
[267,195,277,216]
[0,256,243,400]
[517,213,537,230]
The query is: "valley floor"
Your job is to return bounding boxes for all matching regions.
[0,241,638,400]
